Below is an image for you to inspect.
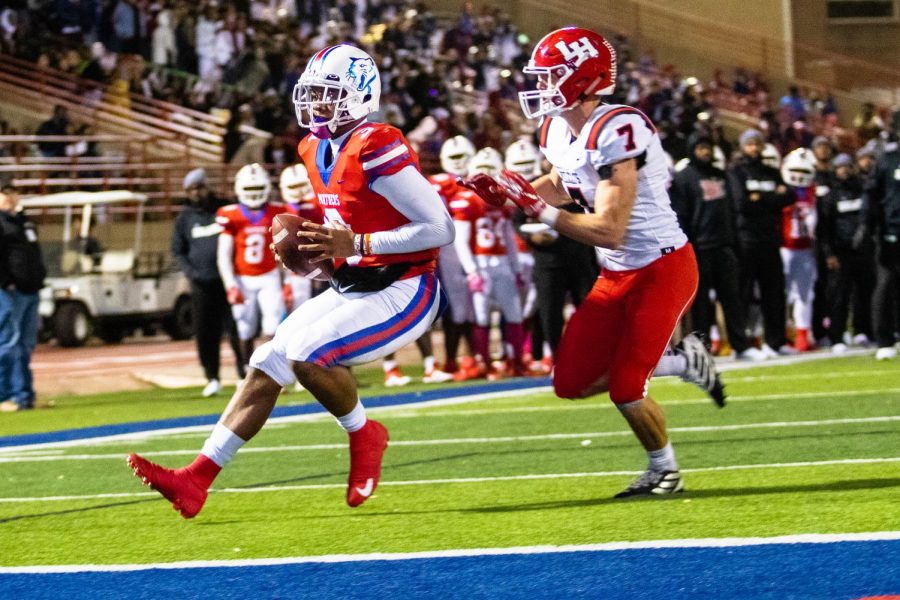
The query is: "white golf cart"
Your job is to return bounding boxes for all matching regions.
[21,191,192,347]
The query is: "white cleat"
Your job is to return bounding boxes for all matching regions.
[384,368,412,387]
[422,368,454,384]
[875,347,897,361]
[294,381,306,393]
[853,333,871,347]
[831,343,848,355]
[733,347,768,361]
[201,379,221,398]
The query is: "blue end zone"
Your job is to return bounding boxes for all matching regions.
[0,378,551,448]
[1,540,898,600]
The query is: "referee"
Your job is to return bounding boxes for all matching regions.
[172,168,246,397]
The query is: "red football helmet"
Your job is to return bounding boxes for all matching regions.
[519,27,617,119]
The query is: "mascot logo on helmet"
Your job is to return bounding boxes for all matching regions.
[347,57,377,95]
[555,37,599,67]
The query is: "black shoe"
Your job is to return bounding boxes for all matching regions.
[677,332,726,407]
[615,469,684,498]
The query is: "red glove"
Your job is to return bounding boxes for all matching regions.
[467,272,485,293]
[226,286,245,305]
[458,170,548,219]
[282,283,294,312]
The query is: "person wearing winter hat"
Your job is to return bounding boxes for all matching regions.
[172,168,246,397]
[670,134,765,360]
[728,128,798,356]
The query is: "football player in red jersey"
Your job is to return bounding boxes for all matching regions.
[462,27,724,498]
[128,44,454,517]
[432,138,478,376]
[779,148,819,352]
[216,163,285,365]
[452,147,528,379]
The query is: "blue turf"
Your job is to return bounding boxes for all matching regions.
[2,540,898,600]
[0,378,551,448]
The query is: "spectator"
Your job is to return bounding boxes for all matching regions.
[819,153,873,352]
[35,105,70,158]
[171,168,246,397]
[863,111,900,360]
[0,177,47,412]
[779,85,808,124]
[854,102,884,144]
[670,133,764,360]
[195,5,218,79]
[729,128,797,356]
[152,8,177,67]
[112,0,144,55]
[856,140,878,176]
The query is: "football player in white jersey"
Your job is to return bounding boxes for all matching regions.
[463,26,724,498]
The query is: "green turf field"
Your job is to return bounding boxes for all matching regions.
[1,356,898,567]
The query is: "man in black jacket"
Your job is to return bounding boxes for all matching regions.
[818,153,874,352]
[671,133,765,360]
[0,178,47,412]
[863,111,900,360]
[728,128,797,356]
[172,168,245,397]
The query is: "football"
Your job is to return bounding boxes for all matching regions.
[270,213,334,281]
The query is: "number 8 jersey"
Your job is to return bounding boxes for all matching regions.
[538,103,686,271]
[215,203,283,275]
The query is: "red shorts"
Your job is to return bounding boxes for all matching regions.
[553,243,698,404]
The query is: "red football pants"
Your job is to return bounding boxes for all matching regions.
[554,244,698,404]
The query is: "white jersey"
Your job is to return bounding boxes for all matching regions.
[538,104,687,271]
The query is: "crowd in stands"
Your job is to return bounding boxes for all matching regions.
[3,0,893,171]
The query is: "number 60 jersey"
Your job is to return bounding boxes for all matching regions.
[537,103,686,271]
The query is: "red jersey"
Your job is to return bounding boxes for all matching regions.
[782,186,816,250]
[284,197,324,224]
[216,202,282,276]
[428,173,460,205]
[449,189,512,257]
[297,122,438,277]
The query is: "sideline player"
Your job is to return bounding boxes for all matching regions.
[463,27,723,497]
[217,163,285,364]
[779,148,819,351]
[433,137,478,374]
[452,147,528,379]
[128,44,454,517]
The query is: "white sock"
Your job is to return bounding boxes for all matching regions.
[383,359,397,373]
[654,353,687,377]
[423,355,436,372]
[647,442,678,472]
[336,400,367,433]
[200,422,246,467]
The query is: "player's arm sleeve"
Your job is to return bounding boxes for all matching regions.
[216,231,237,290]
[668,172,694,239]
[452,220,478,275]
[587,112,654,171]
[368,165,455,254]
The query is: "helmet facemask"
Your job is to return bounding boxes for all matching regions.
[519,64,573,119]
[293,76,363,139]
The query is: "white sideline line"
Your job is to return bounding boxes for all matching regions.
[5,384,897,455]
[1,456,897,504]
[1,416,898,463]
[389,386,900,419]
[0,387,552,454]
[2,531,898,573]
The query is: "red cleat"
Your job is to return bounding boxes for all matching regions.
[126,453,212,519]
[346,420,389,507]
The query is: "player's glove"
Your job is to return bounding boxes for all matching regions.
[227,286,245,305]
[459,170,559,226]
[282,283,294,312]
[467,272,485,293]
